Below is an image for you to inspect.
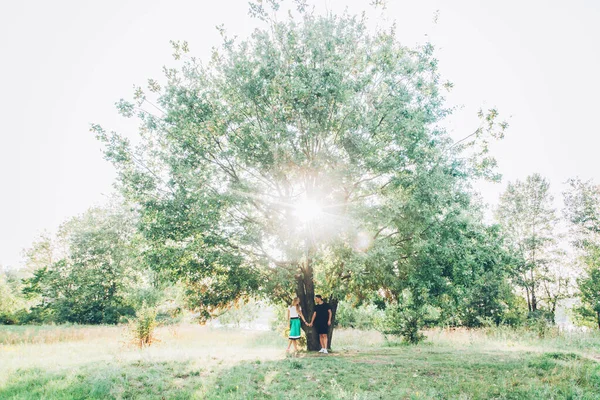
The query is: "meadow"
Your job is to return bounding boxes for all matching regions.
[1,324,600,399]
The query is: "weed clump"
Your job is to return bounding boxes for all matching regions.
[129,305,158,348]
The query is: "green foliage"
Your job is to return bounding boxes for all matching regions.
[0,312,18,325]
[125,286,163,311]
[496,174,567,317]
[415,219,519,328]
[381,289,426,344]
[269,303,287,332]
[499,294,529,326]
[576,263,600,329]
[217,298,262,327]
[571,303,598,328]
[18,200,145,325]
[0,267,36,325]
[564,178,600,329]
[155,306,183,325]
[130,305,158,348]
[0,272,19,316]
[524,310,557,339]
[335,301,384,330]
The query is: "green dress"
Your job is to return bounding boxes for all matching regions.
[289,306,301,340]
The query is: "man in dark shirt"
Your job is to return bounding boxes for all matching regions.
[309,294,332,353]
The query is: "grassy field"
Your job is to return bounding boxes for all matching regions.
[1,324,600,399]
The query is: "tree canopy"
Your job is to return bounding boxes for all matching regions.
[92,1,507,347]
[564,179,600,328]
[22,201,142,324]
[495,173,570,320]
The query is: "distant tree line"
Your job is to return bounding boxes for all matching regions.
[2,174,599,341]
[1,199,173,325]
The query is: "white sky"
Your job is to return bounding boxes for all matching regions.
[1,0,599,268]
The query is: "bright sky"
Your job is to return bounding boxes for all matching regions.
[1,0,599,268]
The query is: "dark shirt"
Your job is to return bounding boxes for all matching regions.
[314,303,331,323]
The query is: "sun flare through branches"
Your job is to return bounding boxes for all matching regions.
[293,198,323,223]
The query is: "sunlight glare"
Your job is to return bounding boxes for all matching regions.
[294,199,322,222]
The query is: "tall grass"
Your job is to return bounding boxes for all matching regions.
[0,324,121,345]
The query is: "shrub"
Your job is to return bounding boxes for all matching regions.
[129,305,158,348]
[500,295,528,327]
[0,312,18,325]
[13,306,55,324]
[525,310,557,338]
[571,304,599,328]
[380,289,428,344]
[382,304,426,344]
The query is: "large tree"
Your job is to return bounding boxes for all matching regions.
[93,1,504,349]
[495,173,564,316]
[564,178,600,328]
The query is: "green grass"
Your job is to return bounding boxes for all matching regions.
[1,325,600,399]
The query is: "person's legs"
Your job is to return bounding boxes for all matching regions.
[292,339,298,352]
[287,339,293,351]
[319,334,328,353]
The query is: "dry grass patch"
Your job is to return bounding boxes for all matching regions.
[0,325,121,345]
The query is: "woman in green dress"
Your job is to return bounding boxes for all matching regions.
[286,297,307,353]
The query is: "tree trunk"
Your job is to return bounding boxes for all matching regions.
[597,311,600,330]
[295,257,320,351]
[525,286,532,312]
[550,301,557,324]
[531,284,538,312]
[327,298,338,350]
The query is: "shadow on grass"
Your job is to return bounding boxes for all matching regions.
[1,349,599,399]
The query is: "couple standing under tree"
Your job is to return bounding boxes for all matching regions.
[286,295,332,354]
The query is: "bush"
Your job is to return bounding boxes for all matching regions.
[380,290,428,344]
[129,305,158,348]
[500,296,528,327]
[0,312,18,325]
[382,304,426,344]
[12,306,55,324]
[525,310,557,338]
[571,304,599,328]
